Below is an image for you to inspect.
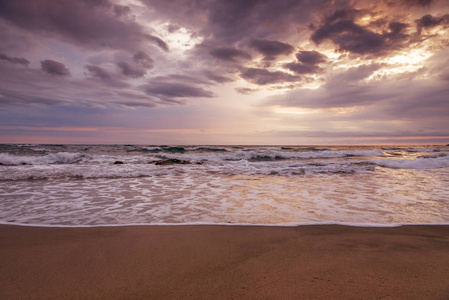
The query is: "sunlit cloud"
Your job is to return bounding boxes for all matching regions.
[0,0,448,144]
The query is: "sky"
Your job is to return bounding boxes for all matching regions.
[0,0,448,145]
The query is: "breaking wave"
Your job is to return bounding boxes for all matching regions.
[1,146,448,181]
[0,152,84,166]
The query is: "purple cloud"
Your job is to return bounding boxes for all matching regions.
[249,39,294,60]
[117,61,146,78]
[295,51,327,65]
[0,0,168,53]
[311,8,410,56]
[209,47,251,62]
[41,60,70,76]
[142,81,214,98]
[0,52,30,66]
[241,68,300,85]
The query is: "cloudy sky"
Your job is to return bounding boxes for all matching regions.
[0,0,448,145]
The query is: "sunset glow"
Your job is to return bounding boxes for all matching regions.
[0,0,448,144]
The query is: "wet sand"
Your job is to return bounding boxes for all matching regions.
[1,224,449,299]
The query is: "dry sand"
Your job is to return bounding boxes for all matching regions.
[1,224,449,299]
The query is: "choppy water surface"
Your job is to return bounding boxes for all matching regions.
[0,144,448,226]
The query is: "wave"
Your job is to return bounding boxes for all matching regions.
[406,148,437,152]
[135,146,229,153]
[381,147,438,152]
[1,150,447,181]
[0,152,84,166]
[159,149,384,162]
[374,154,449,169]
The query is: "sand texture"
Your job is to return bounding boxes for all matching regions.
[1,224,449,299]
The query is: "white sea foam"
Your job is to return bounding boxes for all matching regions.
[374,154,449,169]
[1,144,448,227]
[0,152,84,166]
[159,149,384,163]
[142,146,161,151]
[406,148,437,152]
[1,168,448,227]
[1,149,448,181]
[253,146,284,150]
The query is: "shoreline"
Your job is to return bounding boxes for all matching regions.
[3,221,449,228]
[1,224,449,299]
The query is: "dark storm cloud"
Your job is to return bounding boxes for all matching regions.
[283,50,327,75]
[283,63,322,75]
[324,8,361,24]
[142,0,326,50]
[312,21,405,55]
[117,61,146,78]
[311,8,410,56]
[295,51,327,65]
[209,47,251,62]
[249,39,294,60]
[0,52,30,66]
[395,0,433,7]
[40,60,71,76]
[85,65,113,80]
[0,0,168,52]
[416,14,449,33]
[142,81,214,98]
[240,68,300,85]
[206,0,326,43]
[144,34,169,52]
[133,51,154,69]
[141,71,217,102]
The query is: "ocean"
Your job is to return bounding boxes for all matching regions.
[0,144,448,227]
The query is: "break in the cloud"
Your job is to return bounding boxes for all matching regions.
[0,0,448,144]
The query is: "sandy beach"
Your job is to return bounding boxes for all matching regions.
[1,224,449,299]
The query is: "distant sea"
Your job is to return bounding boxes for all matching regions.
[1,144,448,227]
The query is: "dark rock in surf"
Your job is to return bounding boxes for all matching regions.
[113,161,124,164]
[161,146,186,153]
[196,147,228,152]
[154,159,190,165]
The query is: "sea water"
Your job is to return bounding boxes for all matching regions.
[0,144,448,227]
